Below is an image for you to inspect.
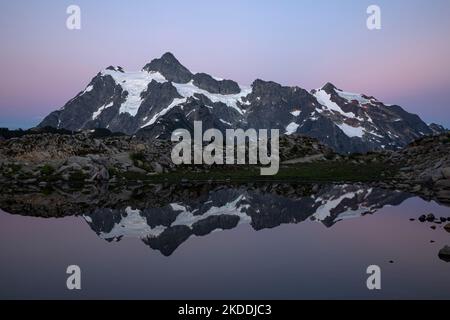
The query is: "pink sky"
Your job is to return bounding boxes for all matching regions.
[1,0,449,128]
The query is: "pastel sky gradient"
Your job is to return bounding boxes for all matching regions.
[1,0,449,128]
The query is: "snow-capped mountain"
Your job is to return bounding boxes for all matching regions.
[83,184,411,256]
[39,52,444,153]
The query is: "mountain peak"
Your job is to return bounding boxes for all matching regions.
[142,52,193,83]
[321,82,338,93]
[154,52,182,67]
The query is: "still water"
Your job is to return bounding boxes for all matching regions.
[0,184,449,299]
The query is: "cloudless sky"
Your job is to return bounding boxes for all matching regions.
[1,0,449,128]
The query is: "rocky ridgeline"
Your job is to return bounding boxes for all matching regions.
[39,52,446,154]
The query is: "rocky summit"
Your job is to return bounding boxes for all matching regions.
[38,52,446,154]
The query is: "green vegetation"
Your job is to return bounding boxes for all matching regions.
[110,161,399,184]
[40,164,55,176]
[9,163,22,174]
[41,185,55,196]
[69,170,88,182]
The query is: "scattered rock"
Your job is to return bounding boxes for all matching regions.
[438,246,450,262]
[419,215,426,222]
[431,225,437,230]
[426,214,435,222]
[435,179,450,188]
[444,223,450,233]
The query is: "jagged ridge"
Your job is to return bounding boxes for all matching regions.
[38,52,446,153]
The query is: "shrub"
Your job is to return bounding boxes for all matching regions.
[130,152,146,166]
[40,164,55,176]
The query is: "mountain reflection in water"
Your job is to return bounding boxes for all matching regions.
[2,182,450,299]
[74,184,411,256]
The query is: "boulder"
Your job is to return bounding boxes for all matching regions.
[438,246,450,262]
[442,167,450,179]
[436,190,450,202]
[91,166,110,181]
[151,162,164,174]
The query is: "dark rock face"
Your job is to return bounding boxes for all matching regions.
[193,73,240,94]
[137,107,194,140]
[192,215,240,236]
[38,52,446,154]
[39,74,123,131]
[144,225,192,256]
[142,52,193,83]
[429,123,447,135]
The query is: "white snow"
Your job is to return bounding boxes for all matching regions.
[102,69,167,117]
[84,85,94,93]
[336,122,385,140]
[86,195,254,242]
[170,203,187,211]
[171,195,251,228]
[141,97,187,128]
[335,89,374,105]
[92,102,113,120]
[313,189,365,221]
[101,67,252,122]
[313,89,357,118]
[220,119,232,126]
[173,80,252,115]
[333,207,370,222]
[285,122,300,135]
[336,123,365,138]
[368,131,384,138]
[290,110,301,117]
[98,207,166,240]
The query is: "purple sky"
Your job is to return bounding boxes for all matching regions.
[1,0,449,128]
